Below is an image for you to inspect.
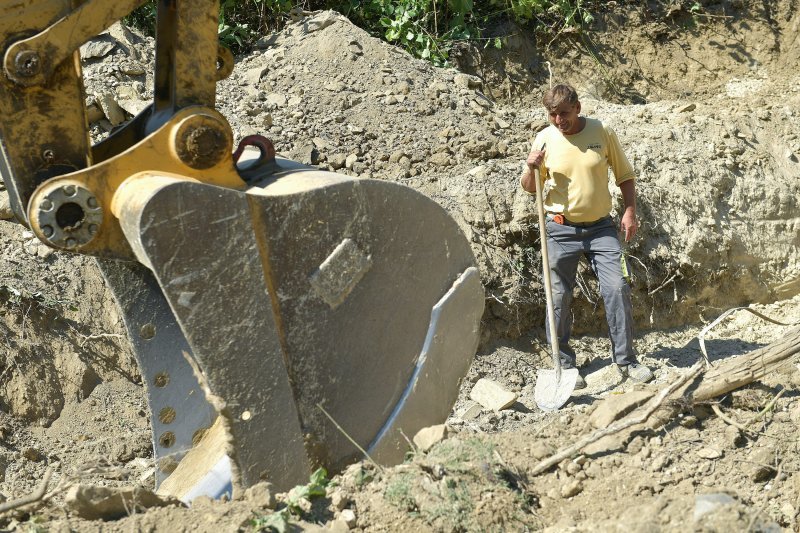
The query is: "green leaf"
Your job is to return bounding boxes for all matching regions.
[309,468,328,486]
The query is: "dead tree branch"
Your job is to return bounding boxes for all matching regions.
[0,468,53,515]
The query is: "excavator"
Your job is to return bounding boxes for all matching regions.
[0,0,483,501]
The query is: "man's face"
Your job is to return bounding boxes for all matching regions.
[548,100,582,135]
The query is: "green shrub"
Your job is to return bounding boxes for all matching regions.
[124,0,597,63]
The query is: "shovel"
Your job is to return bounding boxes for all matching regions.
[532,164,579,411]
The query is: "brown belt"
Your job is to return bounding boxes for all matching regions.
[548,214,610,227]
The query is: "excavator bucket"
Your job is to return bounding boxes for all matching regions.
[0,0,484,500]
[108,163,483,498]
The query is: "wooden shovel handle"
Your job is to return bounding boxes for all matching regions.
[533,166,562,379]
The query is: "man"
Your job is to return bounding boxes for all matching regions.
[520,83,653,389]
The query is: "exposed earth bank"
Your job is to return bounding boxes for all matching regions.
[1,1,800,531]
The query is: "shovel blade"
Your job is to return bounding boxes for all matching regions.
[534,367,580,412]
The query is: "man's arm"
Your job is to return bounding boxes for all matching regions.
[619,179,637,242]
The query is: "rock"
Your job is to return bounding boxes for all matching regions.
[458,401,482,421]
[328,488,350,511]
[324,80,346,92]
[244,65,269,86]
[790,403,800,424]
[589,390,656,429]
[243,481,276,509]
[467,166,487,179]
[107,22,143,59]
[95,93,127,126]
[0,191,14,220]
[345,154,358,169]
[677,103,696,113]
[413,424,448,452]
[86,100,105,123]
[428,152,452,167]
[80,37,117,60]
[329,153,347,170]
[469,100,487,116]
[266,93,287,108]
[461,138,498,159]
[560,479,583,498]
[65,485,181,520]
[494,117,510,129]
[696,447,723,459]
[693,493,736,522]
[650,454,671,472]
[750,448,776,482]
[301,10,344,34]
[453,73,482,90]
[325,518,351,532]
[293,143,320,165]
[117,97,149,117]
[469,378,517,411]
[723,425,746,448]
[388,150,406,163]
[22,447,43,462]
[339,508,357,528]
[118,60,146,76]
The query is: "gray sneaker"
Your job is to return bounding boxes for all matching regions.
[618,363,653,383]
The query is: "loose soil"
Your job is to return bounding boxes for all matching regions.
[1,1,800,531]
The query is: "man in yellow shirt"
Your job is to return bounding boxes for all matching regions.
[521,84,653,389]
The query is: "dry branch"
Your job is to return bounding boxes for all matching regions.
[0,468,52,515]
[693,325,800,401]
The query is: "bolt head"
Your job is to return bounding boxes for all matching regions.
[14,50,40,78]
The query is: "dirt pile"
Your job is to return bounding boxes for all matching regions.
[1,1,800,531]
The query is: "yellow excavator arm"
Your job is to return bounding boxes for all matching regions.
[0,0,483,501]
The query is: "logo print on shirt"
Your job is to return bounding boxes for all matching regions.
[587,143,601,150]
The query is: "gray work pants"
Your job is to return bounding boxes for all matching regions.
[544,215,636,368]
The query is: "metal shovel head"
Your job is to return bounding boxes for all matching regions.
[534,367,580,412]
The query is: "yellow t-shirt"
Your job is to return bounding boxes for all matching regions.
[525,118,635,223]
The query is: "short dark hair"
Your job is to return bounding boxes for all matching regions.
[542,84,579,111]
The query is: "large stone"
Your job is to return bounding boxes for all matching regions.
[80,37,116,60]
[66,485,181,520]
[244,65,269,86]
[95,93,127,126]
[243,481,276,509]
[413,424,448,452]
[469,378,517,411]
